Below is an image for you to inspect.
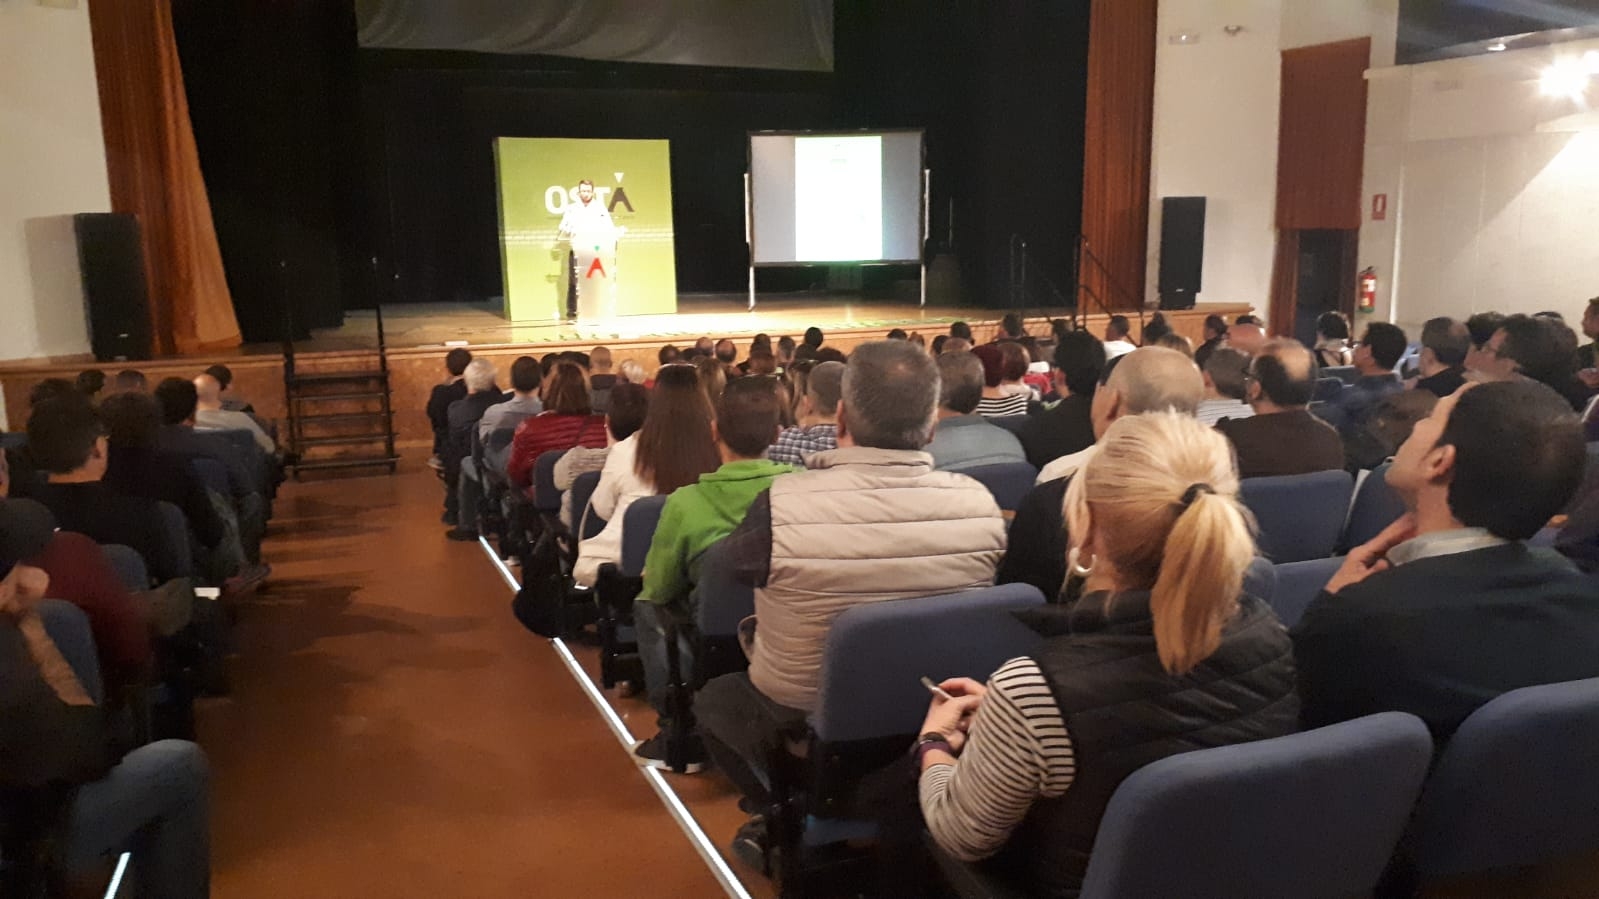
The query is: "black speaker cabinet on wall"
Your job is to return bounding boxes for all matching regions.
[1158,196,1206,310]
[74,213,153,362]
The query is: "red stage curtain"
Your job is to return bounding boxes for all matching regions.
[88,0,240,355]
[1079,0,1157,312]
[1276,38,1370,231]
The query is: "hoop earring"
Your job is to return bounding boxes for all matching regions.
[1068,546,1096,579]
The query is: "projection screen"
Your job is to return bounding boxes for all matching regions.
[749,130,924,266]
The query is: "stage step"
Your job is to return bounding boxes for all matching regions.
[285,351,398,480]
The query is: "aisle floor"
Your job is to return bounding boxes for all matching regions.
[199,463,725,897]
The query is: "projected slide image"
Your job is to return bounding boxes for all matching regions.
[794,135,882,261]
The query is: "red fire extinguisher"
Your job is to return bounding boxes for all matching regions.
[1358,267,1377,313]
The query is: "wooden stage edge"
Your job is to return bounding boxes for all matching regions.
[0,298,1253,443]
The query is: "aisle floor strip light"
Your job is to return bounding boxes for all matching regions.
[477,538,753,899]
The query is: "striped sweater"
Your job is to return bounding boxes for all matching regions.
[919,657,1076,861]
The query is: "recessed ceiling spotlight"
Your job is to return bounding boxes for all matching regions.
[1486,42,1507,52]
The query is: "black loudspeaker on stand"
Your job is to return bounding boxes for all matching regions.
[74,212,153,362]
[1158,196,1206,310]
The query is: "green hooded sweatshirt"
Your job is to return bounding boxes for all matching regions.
[638,458,796,609]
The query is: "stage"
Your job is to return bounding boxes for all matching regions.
[0,294,1251,447]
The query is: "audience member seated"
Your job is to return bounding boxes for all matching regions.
[0,503,210,899]
[573,366,718,586]
[0,479,148,693]
[1192,314,1228,369]
[1342,388,1438,473]
[444,359,508,539]
[737,334,773,375]
[1463,311,1506,376]
[23,398,189,583]
[506,363,609,492]
[997,341,1036,401]
[203,364,253,413]
[1410,316,1470,398]
[714,339,737,369]
[1315,321,1407,438]
[745,347,778,376]
[588,346,618,414]
[1313,310,1354,367]
[692,336,715,359]
[795,326,825,362]
[111,369,148,395]
[1101,315,1136,360]
[1577,296,1599,387]
[426,347,472,469]
[478,356,542,443]
[925,352,1028,472]
[1474,313,1590,410]
[919,412,1297,896]
[555,383,648,530]
[768,360,843,467]
[618,358,646,386]
[1154,332,1194,357]
[949,321,974,343]
[1224,320,1267,356]
[776,335,797,370]
[1217,340,1345,479]
[152,378,266,563]
[193,373,274,455]
[98,393,243,581]
[694,340,1007,865]
[629,378,798,770]
[1017,331,1104,470]
[1139,311,1171,346]
[972,344,1029,417]
[75,370,105,401]
[1003,349,1203,599]
[694,356,728,404]
[1195,347,1255,426]
[1293,380,1599,742]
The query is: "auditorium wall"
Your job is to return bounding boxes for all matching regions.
[0,0,104,379]
[1146,0,1398,318]
[1359,36,1599,335]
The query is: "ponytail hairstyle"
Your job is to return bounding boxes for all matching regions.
[1064,412,1257,675]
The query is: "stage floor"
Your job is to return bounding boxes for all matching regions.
[304,293,1030,352]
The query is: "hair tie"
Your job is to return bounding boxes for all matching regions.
[1179,483,1214,508]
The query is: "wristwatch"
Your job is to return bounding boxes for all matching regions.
[914,731,954,765]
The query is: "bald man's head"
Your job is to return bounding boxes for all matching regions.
[193,373,223,409]
[1092,347,1205,438]
[1226,322,1267,356]
[1248,339,1318,409]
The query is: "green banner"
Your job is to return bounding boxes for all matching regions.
[495,138,678,321]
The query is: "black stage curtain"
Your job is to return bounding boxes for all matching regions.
[172,1,1090,322]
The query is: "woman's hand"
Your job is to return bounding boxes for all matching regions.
[937,677,988,700]
[921,693,983,754]
[0,564,50,618]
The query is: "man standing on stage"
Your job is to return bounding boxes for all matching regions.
[557,179,616,321]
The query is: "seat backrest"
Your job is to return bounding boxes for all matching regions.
[1412,676,1599,878]
[1269,557,1342,628]
[1313,377,1344,402]
[1079,712,1434,899]
[619,495,669,577]
[1242,555,1276,605]
[37,598,104,705]
[154,501,196,578]
[101,544,151,593]
[960,461,1040,512]
[689,538,755,637]
[813,583,1047,744]
[191,457,231,497]
[569,470,605,540]
[1341,462,1405,552]
[1239,470,1354,562]
[481,424,524,477]
[1322,364,1358,385]
[531,450,567,512]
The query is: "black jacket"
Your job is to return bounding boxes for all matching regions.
[996,592,1298,897]
[1016,395,1095,471]
[1293,543,1599,742]
[996,477,1071,600]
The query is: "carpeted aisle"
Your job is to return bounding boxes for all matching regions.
[198,461,723,897]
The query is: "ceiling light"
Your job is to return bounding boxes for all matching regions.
[1540,56,1592,102]
[1486,42,1507,52]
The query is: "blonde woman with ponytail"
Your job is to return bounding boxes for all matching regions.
[917,412,1299,896]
